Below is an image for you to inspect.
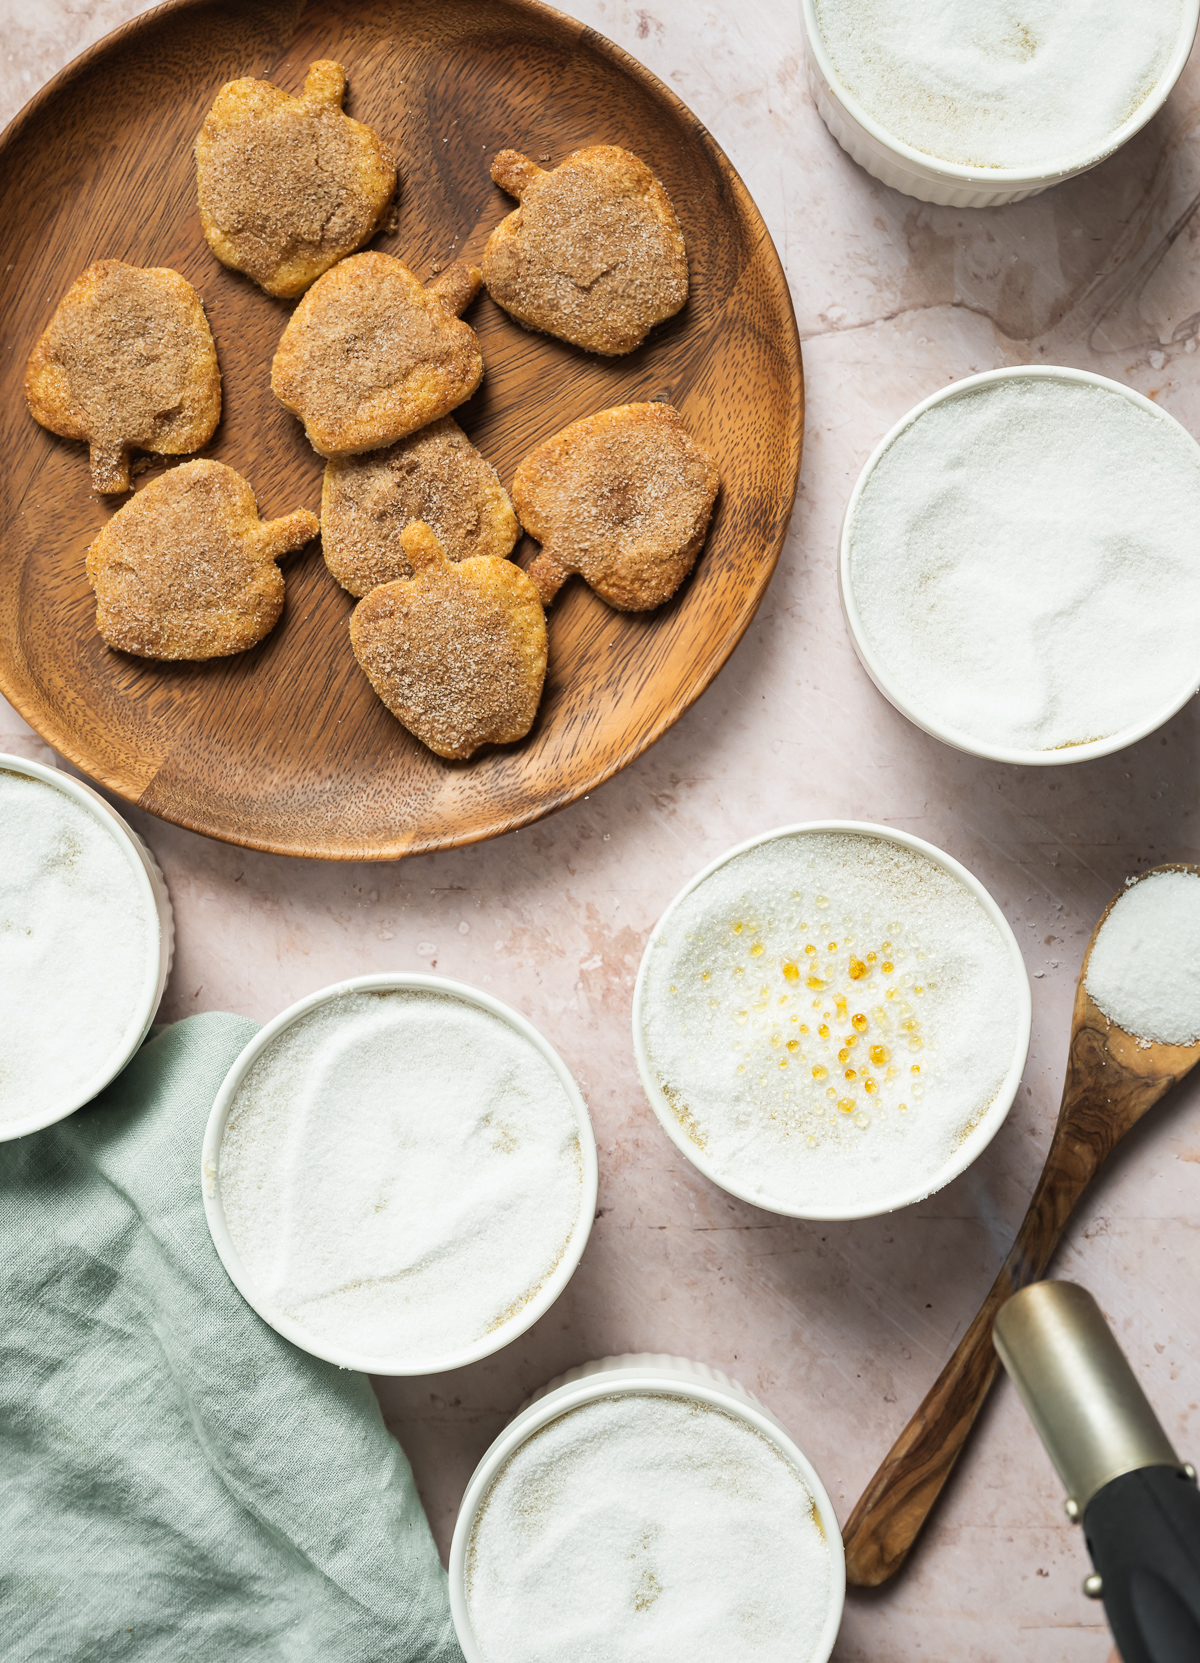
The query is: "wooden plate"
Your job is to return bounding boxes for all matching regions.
[0,0,802,860]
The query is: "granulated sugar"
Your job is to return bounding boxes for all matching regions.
[848,377,1200,755]
[1086,871,1200,1046]
[218,989,583,1365]
[0,768,155,1128]
[814,0,1181,169]
[466,1391,832,1663]
[638,831,1021,1214]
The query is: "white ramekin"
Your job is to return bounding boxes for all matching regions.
[0,753,174,1142]
[631,820,1032,1220]
[449,1352,846,1663]
[800,0,1200,208]
[201,973,598,1376]
[839,364,1200,767]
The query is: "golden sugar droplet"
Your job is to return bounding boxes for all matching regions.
[670,985,677,994]
[866,951,877,963]
[869,1044,889,1066]
[782,960,801,983]
[738,1064,745,1073]
[818,1023,829,1039]
[914,985,924,996]
[807,975,825,990]
[898,1101,907,1112]
[827,941,837,952]
[908,1036,923,1051]
[849,956,868,980]
[881,941,892,953]
[885,987,896,999]
[769,1031,781,1046]
[886,1064,897,1079]
[816,896,829,908]
[735,1010,748,1025]
[779,996,788,1007]
[750,941,764,957]
[845,1033,858,1048]
[863,1077,877,1094]
[733,966,744,977]
[844,1068,857,1081]
[826,1088,837,1100]
[837,1047,850,1063]
[780,1057,788,1069]
[799,1023,809,1034]
[804,943,817,957]
[882,961,894,974]
[732,922,744,934]
[911,1063,921,1074]
[812,1064,828,1080]
[903,1018,920,1032]
[854,1111,871,1129]
[701,970,711,982]
[852,1012,868,1033]
[787,1039,800,1053]
[838,1097,855,1113]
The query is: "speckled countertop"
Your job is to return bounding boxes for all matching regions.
[8,4,1200,1659]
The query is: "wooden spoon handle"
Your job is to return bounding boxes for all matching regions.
[842,1118,1100,1586]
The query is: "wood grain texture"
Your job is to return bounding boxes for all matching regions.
[0,0,802,860]
[842,865,1200,1587]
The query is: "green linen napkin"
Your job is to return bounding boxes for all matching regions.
[0,1013,464,1663]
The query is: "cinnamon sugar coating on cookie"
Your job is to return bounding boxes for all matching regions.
[322,417,518,596]
[24,260,221,494]
[196,60,396,299]
[85,460,318,659]
[482,145,688,356]
[349,521,546,759]
[271,252,484,457]
[513,402,719,611]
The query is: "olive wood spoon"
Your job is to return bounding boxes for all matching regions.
[843,863,1200,1588]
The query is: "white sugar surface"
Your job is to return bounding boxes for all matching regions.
[848,377,1200,754]
[639,832,1022,1214]
[1086,871,1200,1046]
[814,0,1181,169]
[219,990,583,1365]
[0,768,155,1128]
[466,1391,832,1663]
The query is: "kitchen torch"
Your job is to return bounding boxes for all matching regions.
[994,1280,1200,1663]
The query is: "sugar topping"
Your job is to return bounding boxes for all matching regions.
[1086,871,1200,1047]
[638,831,1022,1214]
[218,988,583,1365]
[466,1391,832,1663]
[814,0,1182,169]
[848,376,1200,755]
[0,768,156,1129]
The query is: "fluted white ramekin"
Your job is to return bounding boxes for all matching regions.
[800,0,1200,207]
[631,820,1031,1219]
[0,753,174,1141]
[202,973,598,1375]
[839,365,1200,765]
[449,1353,845,1663]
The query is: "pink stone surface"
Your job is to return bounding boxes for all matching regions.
[8,5,1200,1659]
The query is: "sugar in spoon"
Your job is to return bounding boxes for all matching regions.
[842,863,1200,1587]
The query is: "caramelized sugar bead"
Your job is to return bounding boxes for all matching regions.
[322,417,518,596]
[85,460,317,659]
[196,60,396,299]
[272,253,483,458]
[25,260,220,494]
[482,144,688,356]
[512,402,719,611]
[349,521,546,761]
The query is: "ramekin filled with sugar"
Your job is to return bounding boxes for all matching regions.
[0,754,173,1141]
[841,366,1200,766]
[202,975,597,1374]
[632,822,1030,1220]
[450,1353,844,1663]
[801,0,1199,207]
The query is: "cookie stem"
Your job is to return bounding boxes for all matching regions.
[302,60,346,108]
[528,549,568,606]
[429,260,483,318]
[88,439,131,494]
[490,149,544,200]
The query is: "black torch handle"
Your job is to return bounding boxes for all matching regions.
[1084,1465,1200,1663]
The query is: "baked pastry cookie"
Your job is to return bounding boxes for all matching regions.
[85,460,318,659]
[322,417,518,596]
[24,260,221,494]
[349,521,546,760]
[513,402,719,611]
[196,59,396,299]
[272,252,483,457]
[482,145,688,356]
